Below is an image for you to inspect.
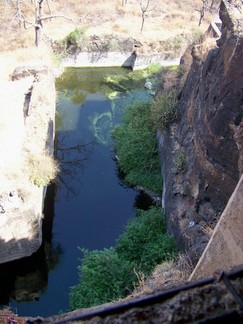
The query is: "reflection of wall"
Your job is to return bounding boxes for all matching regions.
[0,245,48,303]
[0,184,57,303]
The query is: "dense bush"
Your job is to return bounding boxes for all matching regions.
[70,248,137,309]
[112,101,162,194]
[70,207,177,310]
[116,207,177,275]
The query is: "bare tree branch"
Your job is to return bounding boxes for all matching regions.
[136,0,156,33]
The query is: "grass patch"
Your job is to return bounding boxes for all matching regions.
[70,206,177,309]
[175,149,186,173]
[27,151,59,187]
[151,89,178,131]
[112,101,162,194]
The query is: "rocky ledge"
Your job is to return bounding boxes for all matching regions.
[159,0,243,262]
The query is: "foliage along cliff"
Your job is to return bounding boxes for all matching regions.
[159,0,243,263]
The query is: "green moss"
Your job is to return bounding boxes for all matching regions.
[175,149,186,173]
[92,111,113,145]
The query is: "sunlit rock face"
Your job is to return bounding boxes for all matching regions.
[159,0,243,263]
[0,71,55,264]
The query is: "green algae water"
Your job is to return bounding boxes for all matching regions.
[0,66,158,317]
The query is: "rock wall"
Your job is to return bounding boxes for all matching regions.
[159,0,243,263]
[0,68,56,264]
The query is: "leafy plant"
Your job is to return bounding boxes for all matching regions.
[112,101,162,194]
[151,89,178,131]
[116,207,177,275]
[70,248,137,309]
[70,207,177,310]
[66,27,88,47]
[143,63,162,78]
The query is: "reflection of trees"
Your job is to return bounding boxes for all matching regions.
[56,133,94,198]
[46,242,63,272]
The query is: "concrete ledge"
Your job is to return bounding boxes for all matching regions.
[62,51,180,69]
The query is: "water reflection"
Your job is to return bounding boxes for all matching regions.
[0,185,60,305]
[55,133,94,199]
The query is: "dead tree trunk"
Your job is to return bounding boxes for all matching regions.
[34,0,44,47]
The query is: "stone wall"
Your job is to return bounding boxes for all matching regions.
[0,69,56,264]
[159,0,243,263]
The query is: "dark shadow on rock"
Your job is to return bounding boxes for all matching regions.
[122,51,137,70]
[0,184,62,304]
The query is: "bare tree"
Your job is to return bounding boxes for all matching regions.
[9,0,75,47]
[136,0,156,33]
[56,134,94,199]
[192,0,210,26]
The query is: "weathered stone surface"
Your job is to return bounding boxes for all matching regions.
[190,175,243,280]
[11,65,49,81]
[33,272,243,323]
[0,70,56,264]
[159,0,243,263]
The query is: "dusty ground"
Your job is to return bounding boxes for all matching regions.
[0,0,219,52]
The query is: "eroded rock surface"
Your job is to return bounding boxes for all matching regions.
[0,69,55,264]
[159,0,243,262]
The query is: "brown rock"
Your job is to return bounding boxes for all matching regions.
[159,0,243,263]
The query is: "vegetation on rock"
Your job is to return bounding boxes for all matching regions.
[151,89,179,131]
[27,151,59,187]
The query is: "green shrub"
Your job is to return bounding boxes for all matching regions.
[66,27,88,47]
[70,207,178,310]
[151,89,178,131]
[70,248,137,309]
[143,63,162,78]
[116,207,177,275]
[140,234,178,274]
[112,101,162,194]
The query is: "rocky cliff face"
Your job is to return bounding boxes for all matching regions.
[0,69,56,264]
[159,0,243,262]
